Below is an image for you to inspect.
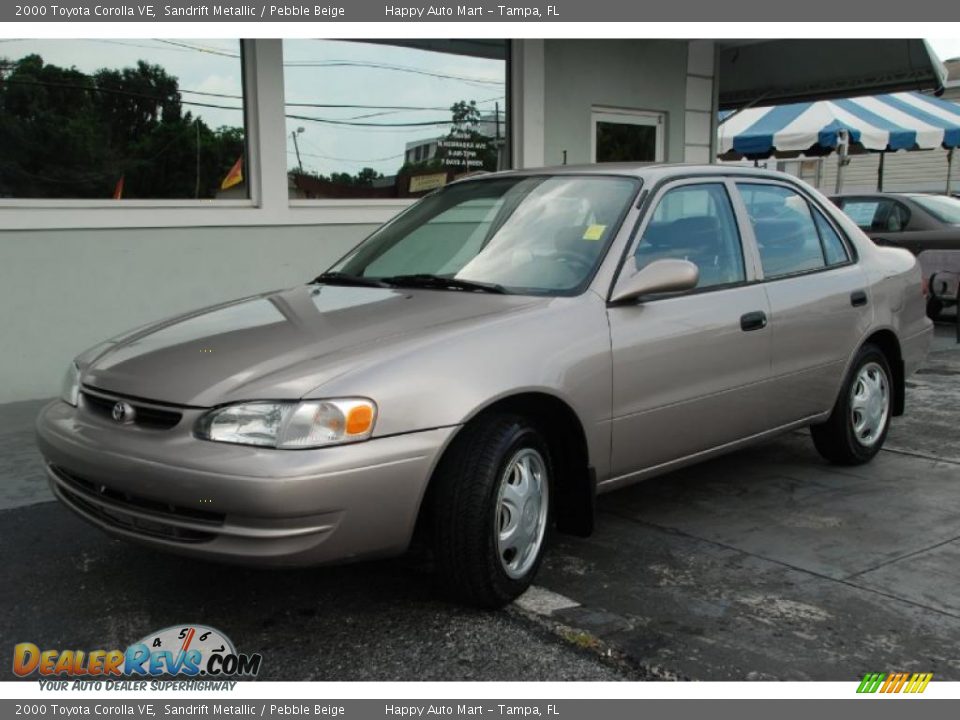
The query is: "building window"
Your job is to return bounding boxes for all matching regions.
[591,108,664,164]
[282,40,509,200]
[0,39,247,200]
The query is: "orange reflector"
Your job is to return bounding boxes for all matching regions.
[345,405,374,435]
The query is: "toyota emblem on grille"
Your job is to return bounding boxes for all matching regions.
[112,401,134,423]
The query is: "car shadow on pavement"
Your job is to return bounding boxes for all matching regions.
[0,502,627,681]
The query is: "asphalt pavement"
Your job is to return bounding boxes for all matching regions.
[1,322,958,681]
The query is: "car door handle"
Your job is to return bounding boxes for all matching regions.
[851,290,868,307]
[740,311,767,332]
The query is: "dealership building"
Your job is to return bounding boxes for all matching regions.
[0,38,945,404]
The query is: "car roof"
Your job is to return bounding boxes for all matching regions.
[830,191,939,200]
[450,163,804,186]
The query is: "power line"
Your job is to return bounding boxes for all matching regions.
[0,77,463,128]
[153,39,240,58]
[286,149,405,164]
[283,60,503,86]
[0,77,244,113]
[151,40,504,88]
[285,111,452,127]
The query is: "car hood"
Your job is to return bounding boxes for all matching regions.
[81,284,545,407]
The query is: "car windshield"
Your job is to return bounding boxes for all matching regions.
[327,175,640,295]
[911,194,960,225]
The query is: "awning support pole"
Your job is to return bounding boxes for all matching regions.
[835,130,849,195]
[877,151,885,192]
[948,147,955,196]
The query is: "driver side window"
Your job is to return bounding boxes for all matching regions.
[636,183,746,289]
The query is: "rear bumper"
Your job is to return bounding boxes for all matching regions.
[36,400,457,567]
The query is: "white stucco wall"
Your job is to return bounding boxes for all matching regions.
[0,225,371,403]
[541,39,691,167]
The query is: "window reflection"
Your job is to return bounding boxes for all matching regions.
[283,40,509,200]
[0,39,246,200]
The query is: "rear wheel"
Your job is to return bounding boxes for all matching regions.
[431,414,552,608]
[811,344,892,465]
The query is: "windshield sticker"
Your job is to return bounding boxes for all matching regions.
[583,224,607,241]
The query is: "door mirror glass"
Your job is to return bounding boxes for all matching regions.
[610,258,699,303]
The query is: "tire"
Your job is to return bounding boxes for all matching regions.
[811,343,893,465]
[431,414,553,608]
[927,296,944,321]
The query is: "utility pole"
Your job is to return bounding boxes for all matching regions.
[494,101,502,171]
[947,147,955,196]
[292,127,305,173]
[194,118,201,199]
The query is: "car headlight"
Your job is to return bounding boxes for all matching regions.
[60,362,80,407]
[195,398,377,449]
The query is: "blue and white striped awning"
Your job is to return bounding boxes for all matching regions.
[718,91,960,158]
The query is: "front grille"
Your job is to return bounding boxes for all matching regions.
[52,465,223,543]
[82,391,183,430]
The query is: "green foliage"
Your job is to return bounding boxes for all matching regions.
[0,54,245,199]
[292,166,384,187]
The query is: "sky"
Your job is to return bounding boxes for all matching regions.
[2,38,957,181]
[928,38,960,62]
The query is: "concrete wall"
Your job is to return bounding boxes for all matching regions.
[814,150,955,195]
[738,150,958,195]
[0,225,372,403]
[542,39,690,167]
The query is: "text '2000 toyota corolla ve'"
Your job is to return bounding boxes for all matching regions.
[36,164,932,607]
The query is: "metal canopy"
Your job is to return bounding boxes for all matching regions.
[718,40,947,111]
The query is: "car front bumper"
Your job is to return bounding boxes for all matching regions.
[35,399,457,567]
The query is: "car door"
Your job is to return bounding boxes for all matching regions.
[737,181,872,425]
[606,179,772,483]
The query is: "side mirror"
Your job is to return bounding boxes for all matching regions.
[609,258,699,304]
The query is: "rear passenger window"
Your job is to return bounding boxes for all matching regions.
[739,184,825,278]
[636,183,745,289]
[839,200,880,229]
[813,210,850,265]
[840,198,909,232]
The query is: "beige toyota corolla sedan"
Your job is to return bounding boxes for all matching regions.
[37,165,932,607]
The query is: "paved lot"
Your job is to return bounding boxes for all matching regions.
[1,323,958,681]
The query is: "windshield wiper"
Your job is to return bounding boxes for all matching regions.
[380,274,507,294]
[311,271,390,288]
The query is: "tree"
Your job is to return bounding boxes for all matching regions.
[0,54,244,199]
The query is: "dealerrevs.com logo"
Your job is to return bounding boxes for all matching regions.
[13,625,262,685]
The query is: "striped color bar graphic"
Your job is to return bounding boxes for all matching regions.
[857,672,933,694]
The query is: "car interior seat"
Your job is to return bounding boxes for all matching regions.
[637,215,740,286]
[752,217,822,276]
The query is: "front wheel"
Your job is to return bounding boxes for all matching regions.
[811,344,892,465]
[431,414,552,608]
